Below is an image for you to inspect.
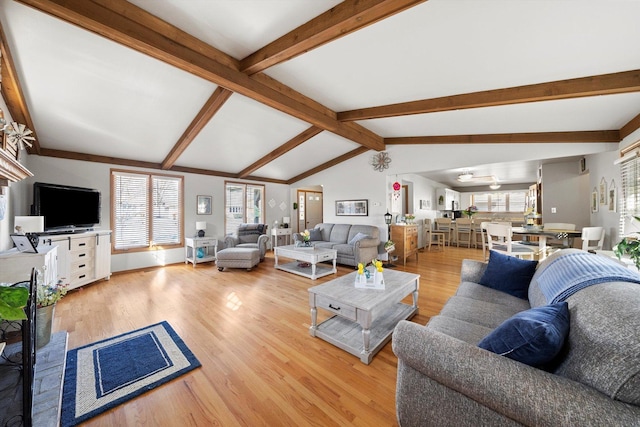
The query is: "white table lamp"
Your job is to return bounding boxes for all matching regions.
[196,221,207,237]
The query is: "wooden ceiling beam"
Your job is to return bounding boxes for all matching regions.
[287,146,369,184]
[0,21,40,154]
[240,0,426,75]
[39,148,162,169]
[339,70,640,121]
[161,87,233,170]
[384,130,621,145]
[18,0,384,151]
[620,111,640,140]
[238,126,323,178]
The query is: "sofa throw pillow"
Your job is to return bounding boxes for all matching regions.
[348,232,369,245]
[479,250,538,299]
[309,228,323,241]
[478,302,570,367]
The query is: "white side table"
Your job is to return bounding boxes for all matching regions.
[271,228,292,250]
[185,237,217,266]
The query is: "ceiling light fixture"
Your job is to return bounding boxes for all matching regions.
[489,182,501,190]
[457,171,473,181]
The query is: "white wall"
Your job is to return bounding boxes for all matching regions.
[541,160,590,229]
[23,156,290,272]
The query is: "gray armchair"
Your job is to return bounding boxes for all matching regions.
[224,223,269,261]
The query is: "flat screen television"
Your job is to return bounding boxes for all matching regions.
[33,182,101,231]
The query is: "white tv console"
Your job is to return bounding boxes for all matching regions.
[39,230,112,290]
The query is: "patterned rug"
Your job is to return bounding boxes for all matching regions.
[61,321,200,426]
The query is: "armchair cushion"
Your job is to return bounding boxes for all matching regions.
[478,302,570,368]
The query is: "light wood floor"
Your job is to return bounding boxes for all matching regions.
[53,246,485,426]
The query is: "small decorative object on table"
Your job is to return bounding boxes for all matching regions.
[463,205,478,218]
[405,214,415,224]
[296,229,312,247]
[355,260,385,289]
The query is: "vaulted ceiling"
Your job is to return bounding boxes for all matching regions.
[1,0,639,186]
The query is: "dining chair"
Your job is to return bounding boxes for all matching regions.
[475,221,491,259]
[581,226,605,251]
[423,219,445,251]
[485,223,538,260]
[455,218,473,248]
[434,218,453,246]
[543,222,577,252]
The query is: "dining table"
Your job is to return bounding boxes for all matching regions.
[511,226,582,257]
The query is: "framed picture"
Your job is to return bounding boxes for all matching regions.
[609,179,617,212]
[336,199,368,216]
[591,188,599,213]
[599,177,607,205]
[197,195,212,215]
[419,199,430,210]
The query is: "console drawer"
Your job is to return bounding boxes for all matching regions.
[316,252,335,263]
[70,236,93,251]
[69,248,95,264]
[315,295,356,321]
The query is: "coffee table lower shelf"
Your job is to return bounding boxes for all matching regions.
[276,261,335,280]
[311,302,417,364]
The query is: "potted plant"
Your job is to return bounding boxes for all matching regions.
[35,279,68,348]
[614,217,640,270]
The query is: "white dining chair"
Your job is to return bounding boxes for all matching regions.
[581,226,605,251]
[486,223,538,260]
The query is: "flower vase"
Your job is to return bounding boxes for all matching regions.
[374,271,384,286]
[355,273,367,285]
[36,304,55,349]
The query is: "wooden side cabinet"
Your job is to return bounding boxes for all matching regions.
[391,224,419,266]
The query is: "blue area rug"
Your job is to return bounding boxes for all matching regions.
[61,321,200,426]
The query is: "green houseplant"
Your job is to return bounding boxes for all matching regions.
[613,215,640,269]
[0,286,29,321]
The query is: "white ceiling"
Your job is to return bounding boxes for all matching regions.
[1,0,639,186]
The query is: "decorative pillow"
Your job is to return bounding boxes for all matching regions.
[348,232,369,245]
[309,228,323,241]
[479,250,538,299]
[478,302,570,367]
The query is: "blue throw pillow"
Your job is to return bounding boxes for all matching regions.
[348,232,369,245]
[309,228,323,241]
[479,250,538,299]
[478,302,570,367]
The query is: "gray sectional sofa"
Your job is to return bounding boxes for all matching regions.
[393,248,640,426]
[293,223,380,267]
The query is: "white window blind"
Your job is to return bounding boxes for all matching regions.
[152,176,182,245]
[473,194,490,211]
[619,154,640,234]
[472,191,527,213]
[508,191,527,212]
[113,172,149,249]
[112,170,183,250]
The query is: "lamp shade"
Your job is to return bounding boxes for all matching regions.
[283,216,290,224]
[196,221,207,230]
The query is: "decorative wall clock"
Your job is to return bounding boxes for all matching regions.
[371,151,391,172]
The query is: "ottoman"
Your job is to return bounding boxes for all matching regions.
[216,247,260,271]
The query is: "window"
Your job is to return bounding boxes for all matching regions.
[471,191,528,213]
[225,181,265,235]
[111,170,183,251]
[619,152,640,234]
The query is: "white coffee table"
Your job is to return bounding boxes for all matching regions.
[308,269,419,364]
[274,245,337,280]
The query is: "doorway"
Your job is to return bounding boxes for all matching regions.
[296,190,323,232]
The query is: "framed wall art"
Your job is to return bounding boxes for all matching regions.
[599,177,607,205]
[591,188,599,213]
[609,179,617,212]
[336,199,368,216]
[197,195,212,215]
